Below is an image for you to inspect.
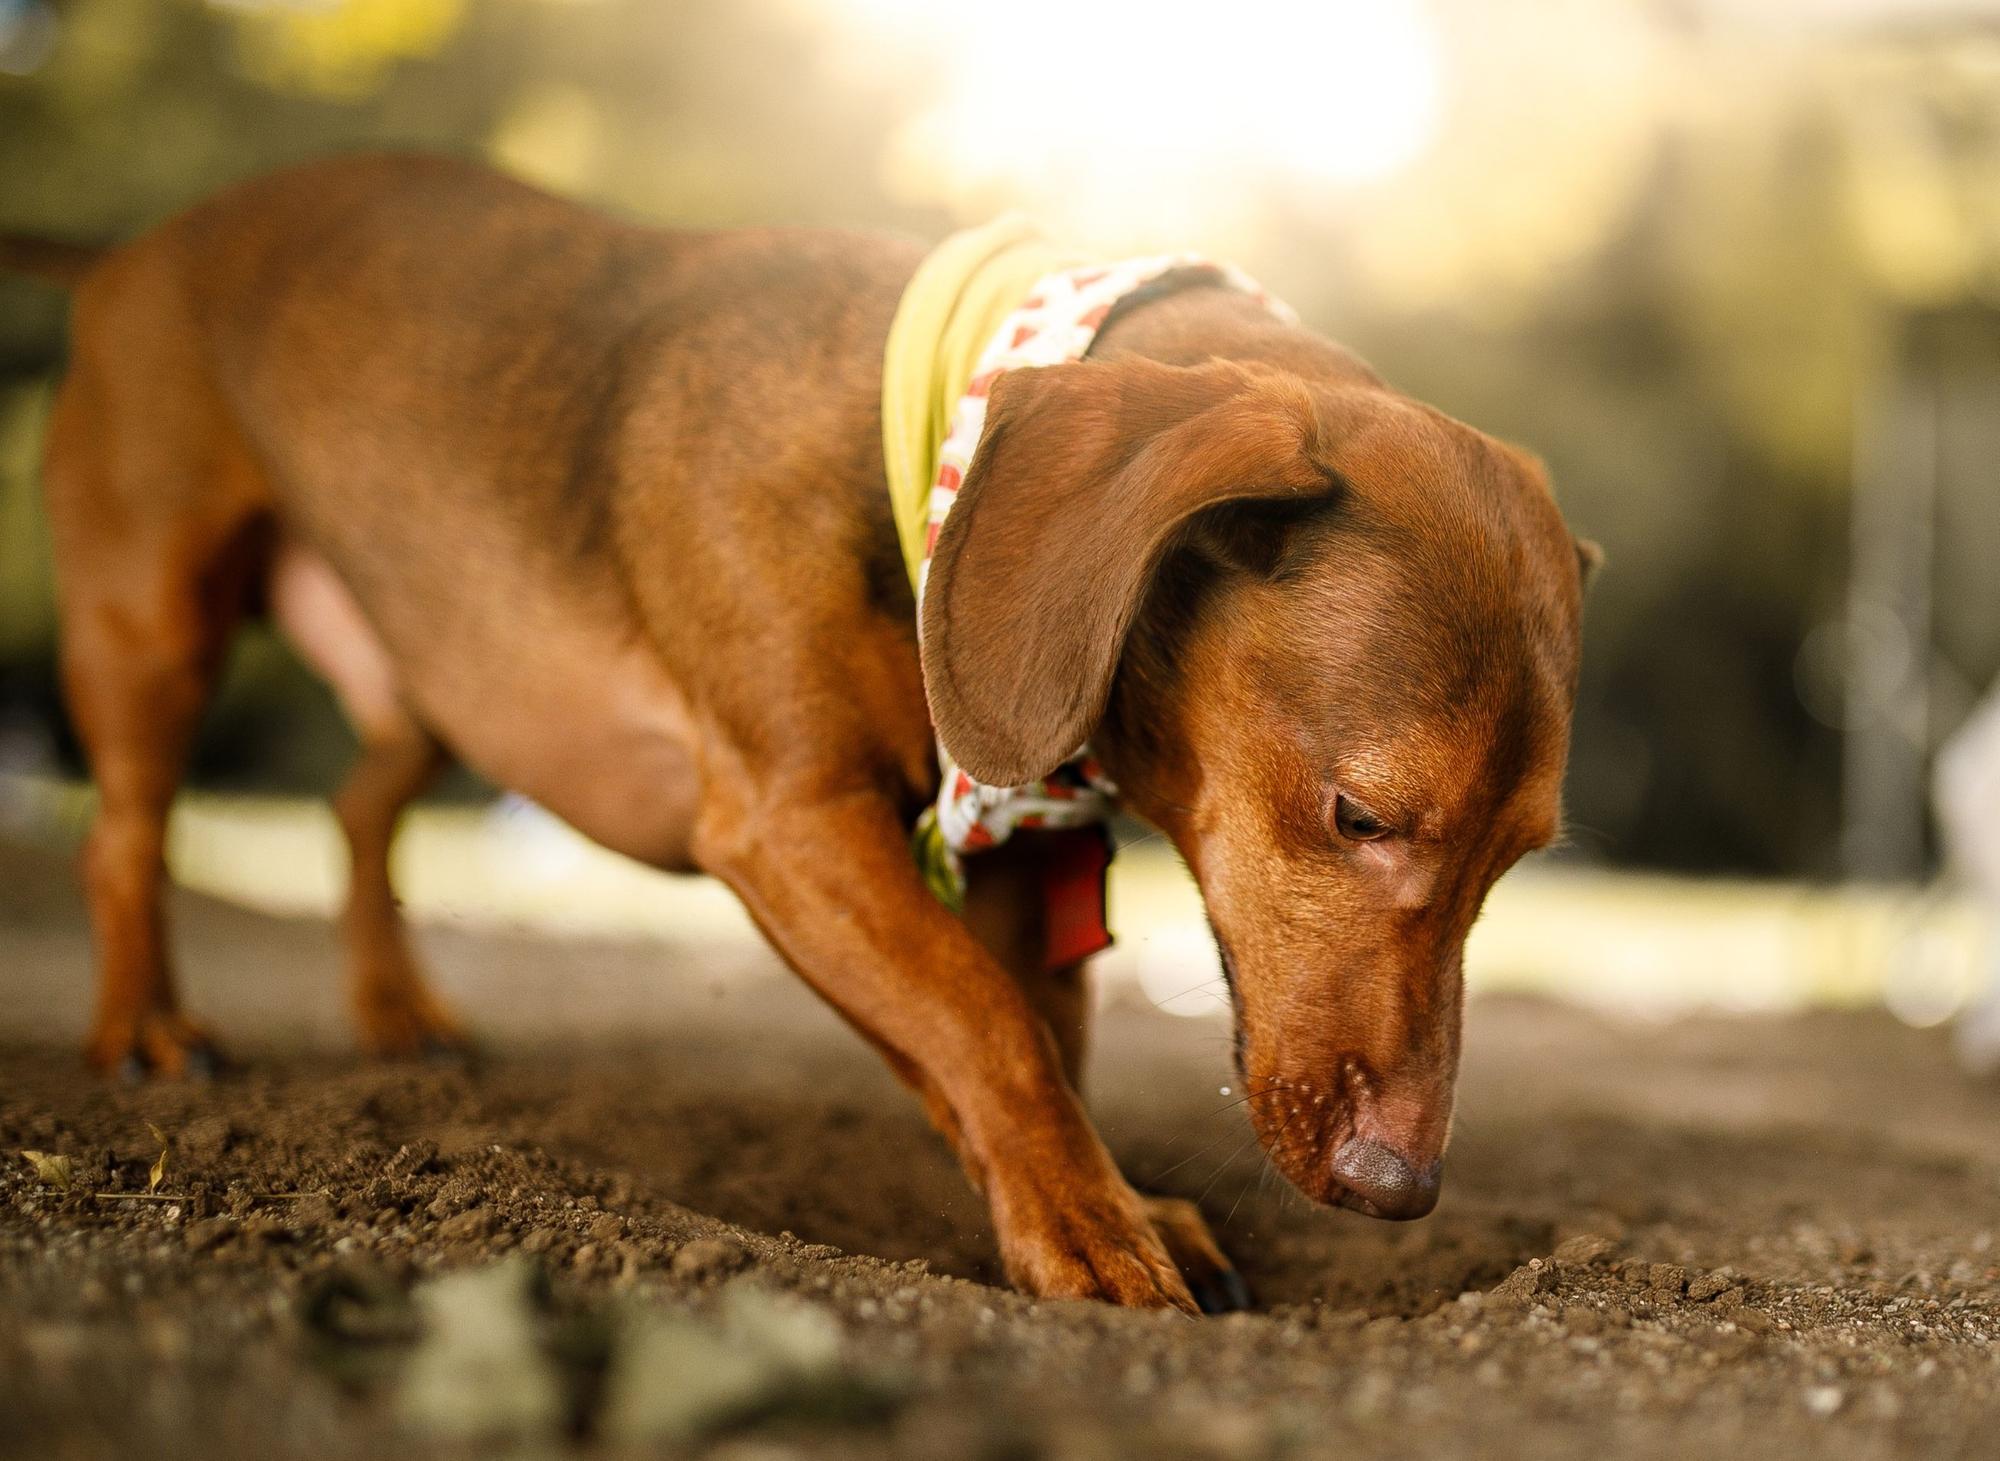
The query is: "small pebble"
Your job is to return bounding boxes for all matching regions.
[184,1217,232,1253]
[383,1142,439,1179]
[1687,1272,1733,1302]
[438,1208,496,1243]
[1491,1262,1554,1306]
[287,1195,336,1230]
[1554,1234,1616,1267]
[242,1216,289,1247]
[671,1237,747,1281]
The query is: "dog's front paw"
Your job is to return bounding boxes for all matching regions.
[1141,1194,1253,1314]
[992,1175,1200,1314]
[85,1009,224,1081]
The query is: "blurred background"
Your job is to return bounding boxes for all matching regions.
[1,0,1996,1025]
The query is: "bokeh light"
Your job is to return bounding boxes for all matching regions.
[807,0,1445,241]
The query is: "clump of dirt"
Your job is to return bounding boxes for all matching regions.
[3,837,2000,1459]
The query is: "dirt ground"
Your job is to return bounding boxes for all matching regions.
[3,835,1999,1461]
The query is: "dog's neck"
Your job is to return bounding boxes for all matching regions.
[1093,282,1380,389]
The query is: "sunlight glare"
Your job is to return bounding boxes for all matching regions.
[815,0,1444,232]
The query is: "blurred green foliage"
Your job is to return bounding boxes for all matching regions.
[2,0,1997,876]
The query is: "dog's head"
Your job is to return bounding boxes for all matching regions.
[923,355,1591,1221]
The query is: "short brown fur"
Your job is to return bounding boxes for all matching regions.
[10,154,1589,1313]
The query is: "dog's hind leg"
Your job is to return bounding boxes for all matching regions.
[269,543,468,1058]
[333,721,463,1057]
[44,368,263,1077]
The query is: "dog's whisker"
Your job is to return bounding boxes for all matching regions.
[1144,974,1229,1013]
[1142,1088,1285,1185]
[1189,1082,1288,1123]
[1193,1123,1268,1207]
[1144,1129,1242,1186]
[1224,1109,1295,1230]
[1138,1081,1287,1180]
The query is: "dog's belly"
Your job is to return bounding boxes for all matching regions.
[269,540,703,871]
[450,666,703,873]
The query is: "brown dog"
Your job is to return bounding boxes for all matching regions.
[3,154,1589,1313]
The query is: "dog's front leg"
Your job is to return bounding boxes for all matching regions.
[695,778,1196,1313]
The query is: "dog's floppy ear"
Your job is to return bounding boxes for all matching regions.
[921,357,1332,786]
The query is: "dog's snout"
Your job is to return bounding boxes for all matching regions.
[1331,1137,1441,1220]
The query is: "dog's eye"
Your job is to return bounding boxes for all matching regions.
[1334,794,1390,842]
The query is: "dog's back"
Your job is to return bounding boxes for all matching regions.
[57,154,705,595]
[37,153,921,855]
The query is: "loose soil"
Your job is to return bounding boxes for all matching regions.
[3,836,1998,1459]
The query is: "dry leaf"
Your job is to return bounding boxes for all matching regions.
[145,1122,171,1195]
[20,1150,75,1191]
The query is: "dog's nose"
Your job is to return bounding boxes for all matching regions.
[1331,1137,1441,1220]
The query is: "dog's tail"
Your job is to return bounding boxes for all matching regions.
[0,235,102,288]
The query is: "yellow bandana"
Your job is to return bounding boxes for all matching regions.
[880,216,1081,587]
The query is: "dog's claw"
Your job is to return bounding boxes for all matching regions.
[88,1012,227,1082]
[1193,1266,1254,1315]
[1137,1193,1247,1315]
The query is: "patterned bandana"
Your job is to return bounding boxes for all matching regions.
[887,224,1293,963]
